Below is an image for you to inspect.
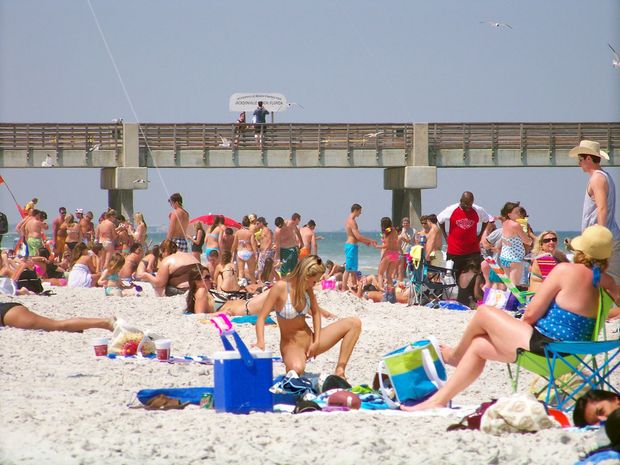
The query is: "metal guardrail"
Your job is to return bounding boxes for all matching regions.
[1,122,618,154]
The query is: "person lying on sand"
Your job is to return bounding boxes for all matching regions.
[401,225,619,412]
[254,255,360,378]
[0,301,114,332]
[185,267,336,319]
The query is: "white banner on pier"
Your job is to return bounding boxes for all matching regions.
[229,93,288,112]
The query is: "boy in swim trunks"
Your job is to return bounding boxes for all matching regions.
[166,193,189,253]
[342,204,377,292]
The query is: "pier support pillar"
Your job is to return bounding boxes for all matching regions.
[100,123,147,219]
[392,189,422,229]
[108,189,134,220]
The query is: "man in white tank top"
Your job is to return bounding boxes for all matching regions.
[570,139,620,285]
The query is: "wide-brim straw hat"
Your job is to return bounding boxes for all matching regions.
[569,140,609,160]
[570,225,613,260]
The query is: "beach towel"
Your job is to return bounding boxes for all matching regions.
[231,315,276,325]
[107,353,212,364]
[137,387,213,406]
[426,300,470,311]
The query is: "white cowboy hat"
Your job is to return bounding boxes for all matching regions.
[568,140,609,160]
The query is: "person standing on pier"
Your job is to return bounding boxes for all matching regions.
[571,139,620,286]
[166,193,190,253]
[253,101,269,147]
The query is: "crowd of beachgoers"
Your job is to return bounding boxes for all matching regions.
[2,139,620,464]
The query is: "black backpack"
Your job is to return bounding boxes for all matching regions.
[0,212,7,235]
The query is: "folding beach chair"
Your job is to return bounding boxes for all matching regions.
[407,245,456,306]
[508,288,619,411]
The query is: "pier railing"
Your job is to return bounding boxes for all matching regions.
[1,122,618,166]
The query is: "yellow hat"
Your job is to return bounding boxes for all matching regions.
[570,225,613,260]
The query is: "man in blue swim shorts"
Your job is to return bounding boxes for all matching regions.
[342,204,376,291]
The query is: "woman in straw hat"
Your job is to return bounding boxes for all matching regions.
[254,255,361,378]
[402,225,619,412]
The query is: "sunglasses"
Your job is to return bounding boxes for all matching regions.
[542,237,558,244]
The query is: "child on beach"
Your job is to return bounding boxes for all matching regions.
[98,253,137,296]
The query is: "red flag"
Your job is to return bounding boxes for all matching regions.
[17,204,26,218]
[0,175,4,184]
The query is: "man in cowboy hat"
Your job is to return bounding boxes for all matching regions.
[570,139,620,285]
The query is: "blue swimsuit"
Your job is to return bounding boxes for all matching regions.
[534,301,596,342]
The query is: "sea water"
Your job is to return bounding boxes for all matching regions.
[4,229,580,275]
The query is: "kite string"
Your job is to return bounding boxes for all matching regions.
[86,0,207,286]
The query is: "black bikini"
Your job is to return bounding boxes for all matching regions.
[0,302,22,326]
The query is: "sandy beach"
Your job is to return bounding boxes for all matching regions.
[0,285,611,465]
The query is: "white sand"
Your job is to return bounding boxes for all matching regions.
[0,285,611,464]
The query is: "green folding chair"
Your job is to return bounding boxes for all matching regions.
[508,288,618,411]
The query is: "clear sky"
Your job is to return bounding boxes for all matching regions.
[1,0,618,231]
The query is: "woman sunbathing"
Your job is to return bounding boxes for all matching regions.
[254,255,361,378]
[0,301,114,332]
[402,225,619,412]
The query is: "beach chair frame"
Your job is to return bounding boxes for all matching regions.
[407,246,456,306]
[508,288,617,412]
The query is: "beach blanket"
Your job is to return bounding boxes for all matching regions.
[137,387,213,405]
[231,315,276,325]
[107,353,213,364]
[426,300,470,311]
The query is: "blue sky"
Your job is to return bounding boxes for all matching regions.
[1,0,618,230]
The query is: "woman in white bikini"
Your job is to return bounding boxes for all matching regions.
[254,255,362,378]
[232,216,258,285]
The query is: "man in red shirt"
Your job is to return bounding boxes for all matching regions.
[437,191,490,279]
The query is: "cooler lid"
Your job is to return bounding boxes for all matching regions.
[212,349,273,360]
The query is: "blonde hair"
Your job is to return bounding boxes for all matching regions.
[533,230,558,255]
[573,250,608,271]
[286,255,326,310]
[134,212,146,228]
[107,253,125,273]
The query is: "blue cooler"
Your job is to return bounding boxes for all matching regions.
[212,330,273,414]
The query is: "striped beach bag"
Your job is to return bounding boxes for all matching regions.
[377,337,447,408]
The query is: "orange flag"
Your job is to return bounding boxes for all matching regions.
[0,175,4,184]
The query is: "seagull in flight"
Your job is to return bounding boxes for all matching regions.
[87,143,101,153]
[133,179,148,184]
[218,135,232,148]
[609,44,620,69]
[287,102,304,109]
[481,21,512,29]
[364,131,384,138]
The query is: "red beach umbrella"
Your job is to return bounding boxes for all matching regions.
[190,214,242,229]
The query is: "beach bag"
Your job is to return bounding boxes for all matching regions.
[377,337,447,408]
[480,394,560,436]
[108,319,162,356]
[0,277,16,295]
[482,287,519,311]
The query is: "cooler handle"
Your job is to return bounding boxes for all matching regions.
[220,330,255,368]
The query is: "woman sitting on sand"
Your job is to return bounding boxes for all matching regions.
[0,301,113,332]
[67,243,99,288]
[138,240,205,296]
[254,255,361,378]
[527,230,568,293]
[402,225,619,412]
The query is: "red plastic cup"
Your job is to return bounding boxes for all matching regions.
[92,337,109,356]
[155,339,172,361]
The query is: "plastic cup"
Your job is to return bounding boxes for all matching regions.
[155,339,172,361]
[92,337,109,356]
